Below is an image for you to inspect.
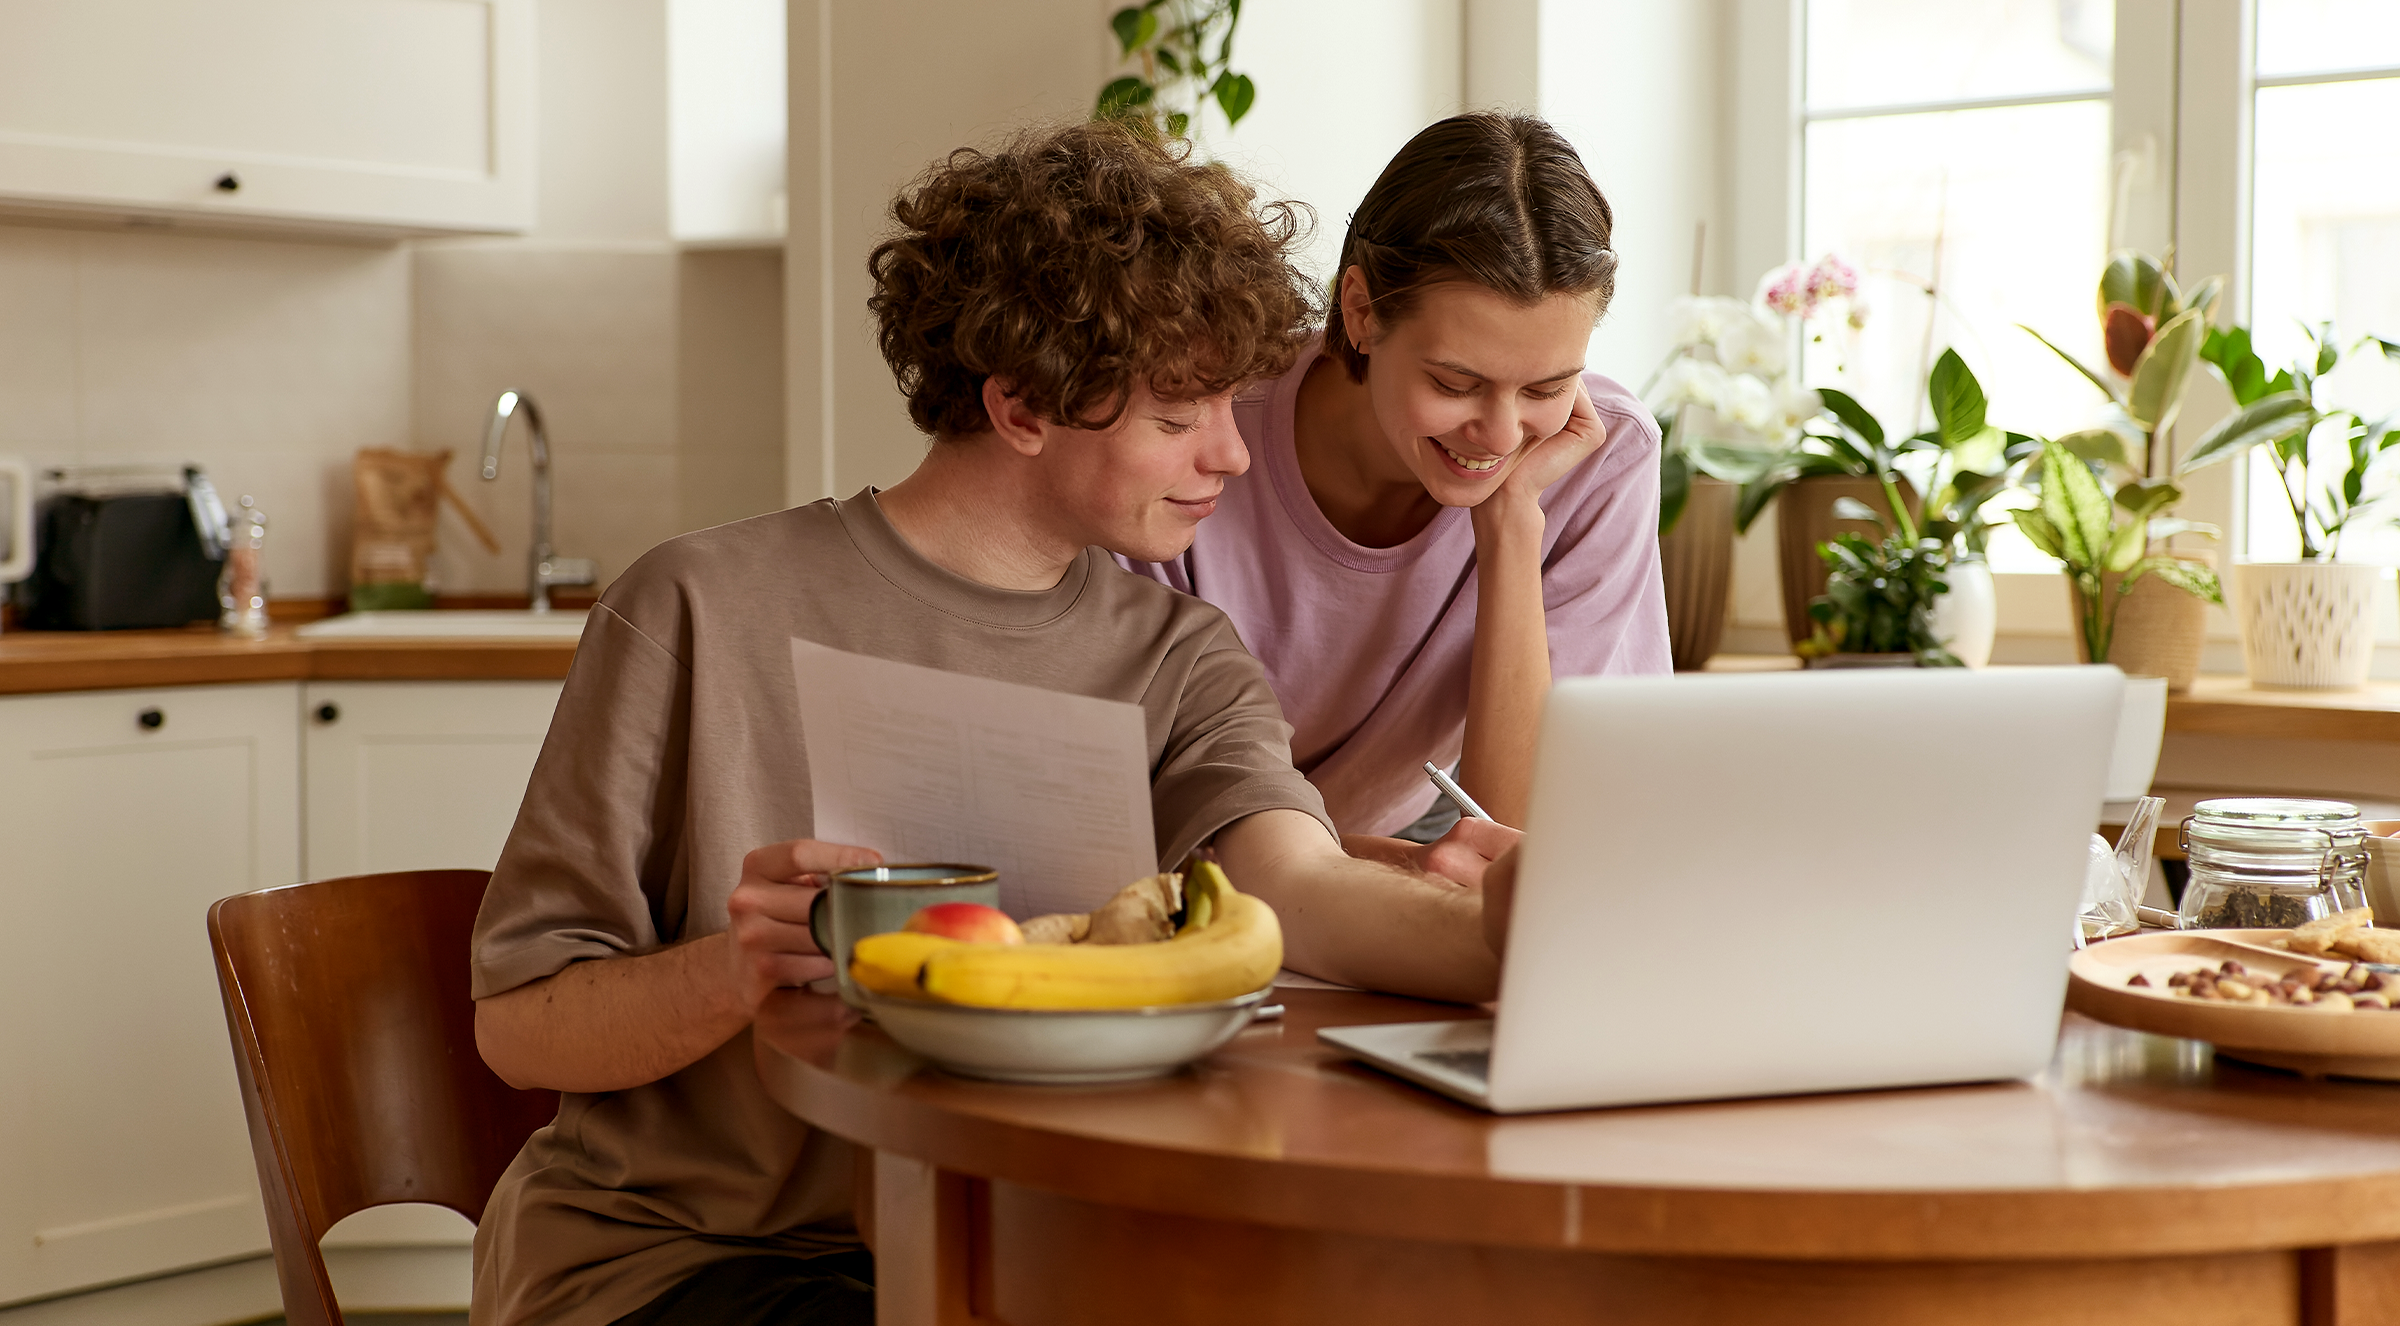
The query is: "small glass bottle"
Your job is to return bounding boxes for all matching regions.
[218,495,270,639]
[2177,797,2368,930]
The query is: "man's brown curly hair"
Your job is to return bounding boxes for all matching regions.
[869,120,1316,438]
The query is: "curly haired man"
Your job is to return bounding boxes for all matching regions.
[465,121,1519,1326]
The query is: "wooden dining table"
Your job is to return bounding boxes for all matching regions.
[753,986,2400,1326]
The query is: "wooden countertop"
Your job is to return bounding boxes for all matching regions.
[1711,654,2400,744]
[0,623,577,694]
[753,986,2400,1262]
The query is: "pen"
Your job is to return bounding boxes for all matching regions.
[1422,761,1494,823]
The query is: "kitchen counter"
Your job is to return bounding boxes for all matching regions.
[0,623,578,694]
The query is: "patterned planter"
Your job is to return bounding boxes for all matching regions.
[2231,561,2382,691]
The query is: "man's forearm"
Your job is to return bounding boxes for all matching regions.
[1221,810,1501,1004]
[475,932,753,1094]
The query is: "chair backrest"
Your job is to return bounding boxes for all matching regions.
[209,869,559,1326]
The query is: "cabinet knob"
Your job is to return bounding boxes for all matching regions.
[315,702,340,724]
[137,707,165,730]
[214,172,240,193]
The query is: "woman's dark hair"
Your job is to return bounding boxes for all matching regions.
[1324,113,1617,381]
[869,119,1317,437]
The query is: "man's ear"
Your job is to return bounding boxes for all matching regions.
[1339,266,1379,355]
[981,378,1049,458]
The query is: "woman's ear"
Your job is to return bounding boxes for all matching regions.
[981,377,1049,458]
[1338,266,1379,356]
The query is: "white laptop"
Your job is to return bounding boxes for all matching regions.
[1319,666,2124,1114]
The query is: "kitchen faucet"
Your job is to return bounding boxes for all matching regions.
[481,390,596,613]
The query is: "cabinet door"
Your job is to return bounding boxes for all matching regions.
[0,683,299,1305]
[302,681,563,879]
[0,0,532,237]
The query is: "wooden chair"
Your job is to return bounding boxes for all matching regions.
[208,869,559,1326]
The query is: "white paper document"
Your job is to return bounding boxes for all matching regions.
[791,638,1159,919]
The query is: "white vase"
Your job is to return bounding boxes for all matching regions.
[2231,561,2382,690]
[2105,674,2169,800]
[1929,556,1996,667]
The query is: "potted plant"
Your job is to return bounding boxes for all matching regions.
[2021,250,2226,687]
[1095,2,1256,137]
[2181,322,2400,690]
[1648,293,1822,669]
[1733,349,2026,660]
[2009,437,2223,667]
[1798,495,1963,668]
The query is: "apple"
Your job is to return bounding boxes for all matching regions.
[903,901,1023,945]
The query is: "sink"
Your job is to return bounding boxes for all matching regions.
[296,610,590,640]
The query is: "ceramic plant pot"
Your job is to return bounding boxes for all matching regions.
[1660,477,1735,671]
[2231,561,2383,690]
[2104,674,2170,800]
[1928,555,1995,667]
[1774,475,1918,647]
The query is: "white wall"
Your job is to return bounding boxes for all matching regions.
[1535,1,1731,389]
[784,0,1470,503]
[0,225,410,601]
[1211,0,1465,286]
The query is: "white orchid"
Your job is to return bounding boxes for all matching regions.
[1665,295,1755,352]
[1714,308,1791,378]
[1648,356,1731,415]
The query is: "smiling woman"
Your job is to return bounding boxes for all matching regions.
[1121,112,1672,840]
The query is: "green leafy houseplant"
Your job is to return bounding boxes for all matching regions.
[1732,350,2030,551]
[2022,249,2224,480]
[2010,437,2222,665]
[1801,505,1963,666]
[2184,322,2400,559]
[1096,1,1256,137]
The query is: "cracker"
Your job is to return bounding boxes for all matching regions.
[2332,928,2400,965]
[2291,906,2376,955]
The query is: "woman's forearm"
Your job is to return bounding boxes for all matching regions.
[1461,498,1550,827]
[475,932,757,1094]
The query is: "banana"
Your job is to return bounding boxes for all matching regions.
[849,931,962,997]
[916,860,1280,1009]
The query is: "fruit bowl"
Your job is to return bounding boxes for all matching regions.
[859,986,1276,1084]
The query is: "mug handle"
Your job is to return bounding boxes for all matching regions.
[808,886,837,963]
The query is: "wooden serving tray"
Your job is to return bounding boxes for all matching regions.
[2067,929,2400,1080]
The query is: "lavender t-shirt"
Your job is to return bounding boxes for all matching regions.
[1119,340,1673,836]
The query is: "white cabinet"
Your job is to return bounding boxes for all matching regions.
[0,0,533,238]
[0,683,298,1305]
[302,681,563,879]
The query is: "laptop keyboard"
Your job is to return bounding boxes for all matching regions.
[1413,1048,1491,1082]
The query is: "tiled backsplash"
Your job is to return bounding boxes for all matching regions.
[0,224,784,603]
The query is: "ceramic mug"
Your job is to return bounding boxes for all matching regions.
[808,863,999,1006]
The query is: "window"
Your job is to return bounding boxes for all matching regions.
[2245,0,2400,563]
[1801,0,2114,573]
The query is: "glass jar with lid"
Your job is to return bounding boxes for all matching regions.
[2177,797,2369,930]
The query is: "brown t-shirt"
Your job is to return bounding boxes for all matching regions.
[468,491,1332,1326]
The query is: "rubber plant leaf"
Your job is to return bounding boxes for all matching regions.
[2127,308,2206,435]
[2099,250,2169,320]
[2020,324,2116,400]
[2113,479,2183,523]
[2176,392,2312,473]
[2103,303,2155,376]
[2181,275,2225,324]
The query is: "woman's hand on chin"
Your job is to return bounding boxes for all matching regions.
[1490,379,1607,516]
